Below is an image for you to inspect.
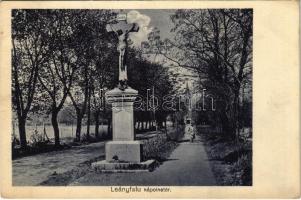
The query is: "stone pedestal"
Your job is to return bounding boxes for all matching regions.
[106,141,142,163]
[111,101,135,141]
[92,87,155,172]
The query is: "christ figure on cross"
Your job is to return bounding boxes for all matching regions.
[106,14,139,90]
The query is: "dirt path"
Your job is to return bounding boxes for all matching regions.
[12,142,105,186]
[70,135,216,186]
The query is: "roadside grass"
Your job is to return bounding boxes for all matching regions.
[199,128,252,186]
[39,128,182,186]
[12,124,109,159]
[12,133,107,160]
[39,155,104,186]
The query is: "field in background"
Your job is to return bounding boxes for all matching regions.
[12,124,109,141]
[12,121,170,141]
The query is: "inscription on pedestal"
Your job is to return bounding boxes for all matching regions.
[112,101,135,141]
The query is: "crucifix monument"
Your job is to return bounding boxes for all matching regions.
[92,13,155,171]
[106,14,139,90]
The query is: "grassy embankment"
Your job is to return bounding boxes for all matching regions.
[199,126,252,186]
[40,127,183,186]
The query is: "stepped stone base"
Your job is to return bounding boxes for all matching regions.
[96,87,151,173]
[91,159,156,173]
[105,141,142,163]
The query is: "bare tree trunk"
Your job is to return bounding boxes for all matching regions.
[18,116,27,149]
[86,87,91,141]
[146,121,149,130]
[75,113,83,142]
[138,121,141,130]
[233,88,241,140]
[51,109,60,146]
[142,121,145,130]
[220,108,233,137]
[94,111,100,138]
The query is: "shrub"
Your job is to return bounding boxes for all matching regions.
[29,129,49,148]
[231,154,252,185]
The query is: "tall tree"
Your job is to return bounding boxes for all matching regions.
[126,48,176,129]
[67,10,116,141]
[146,9,252,137]
[90,39,118,138]
[12,10,51,149]
[37,10,78,146]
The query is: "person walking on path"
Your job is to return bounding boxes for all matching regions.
[185,124,195,143]
[70,123,216,186]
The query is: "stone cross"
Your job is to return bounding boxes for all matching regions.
[106,14,139,90]
[91,13,155,170]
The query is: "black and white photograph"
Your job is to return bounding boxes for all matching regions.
[11,8,253,186]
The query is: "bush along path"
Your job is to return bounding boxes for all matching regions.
[12,128,176,186]
[67,130,216,186]
[39,130,179,186]
[199,127,252,186]
[14,126,219,186]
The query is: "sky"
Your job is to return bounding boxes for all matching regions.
[137,9,175,40]
[120,9,196,90]
[121,9,176,47]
